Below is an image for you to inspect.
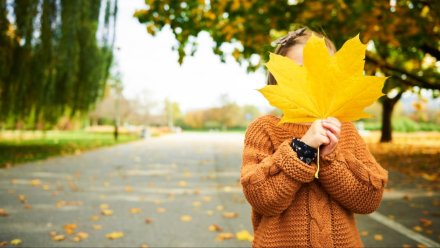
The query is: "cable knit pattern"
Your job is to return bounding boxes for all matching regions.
[240,115,388,248]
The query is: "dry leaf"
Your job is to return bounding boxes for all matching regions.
[236,230,253,242]
[101,209,113,216]
[208,224,223,232]
[222,212,238,219]
[178,181,187,187]
[92,224,102,230]
[76,232,89,240]
[130,208,142,214]
[156,208,166,213]
[216,233,234,241]
[10,239,22,246]
[52,235,65,241]
[0,209,9,217]
[145,218,153,224]
[0,241,8,247]
[63,224,77,235]
[413,226,423,232]
[373,234,383,241]
[192,201,202,207]
[419,218,432,227]
[180,215,192,222]
[124,186,133,192]
[30,179,41,186]
[106,232,124,240]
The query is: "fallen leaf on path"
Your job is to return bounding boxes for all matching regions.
[178,181,187,187]
[92,224,102,230]
[180,215,192,222]
[422,173,437,182]
[52,235,65,241]
[419,218,432,227]
[156,208,166,213]
[10,239,22,246]
[130,208,141,214]
[106,232,124,240]
[373,234,383,241]
[18,195,26,203]
[145,218,153,224]
[192,201,202,207]
[0,209,9,217]
[206,210,214,216]
[75,232,89,241]
[125,186,133,192]
[63,224,77,235]
[208,224,223,232]
[222,212,238,219]
[413,226,422,232]
[30,179,41,186]
[101,209,113,216]
[0,241,7,247]
[236,230,253,241]
[216,233,234,241]
[216,205,224,211]
[90,215,100,221]
[140,244,149,248]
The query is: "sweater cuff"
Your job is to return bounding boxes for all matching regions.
[273,139,317,183]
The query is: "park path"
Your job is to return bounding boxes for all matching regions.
[0,133,439,247]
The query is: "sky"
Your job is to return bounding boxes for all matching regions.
[115,0,272,114]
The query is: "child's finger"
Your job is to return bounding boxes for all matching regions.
[326,129,338,145]
[322,121,340,137]
[325,117,341,128]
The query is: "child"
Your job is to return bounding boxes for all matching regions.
[240,27,389,248]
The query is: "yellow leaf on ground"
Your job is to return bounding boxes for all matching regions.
[124,186,133,192]
[236,230,253,241]
[30,179,41,186]
[106,232,124,240]
[145,218,153,224]
[92,225,102,230]
[178,181,187,187]
[216,233,234,241]
[130,208,141,214]
[52,235,65,241]
[208,224,223,232]
[222,212,238,218]
[63,224,77,235]
[0,208,9,217]
[10,239,22,246]
[180,215,192,222]
[192,201,202,207]
[373,234,383,241]
[156,208,166,213]
[101,209,113,216]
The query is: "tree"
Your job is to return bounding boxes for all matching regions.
[134,0,440,142]
[0,0,118,129]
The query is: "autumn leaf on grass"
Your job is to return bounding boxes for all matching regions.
[63,224,77,235]
[0,208,9,217]
[258,33,388,124]
[222,212,239,219]
[130,208,142,214]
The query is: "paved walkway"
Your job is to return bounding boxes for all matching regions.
[0,133,438,247]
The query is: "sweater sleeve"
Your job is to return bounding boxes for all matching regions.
[240,119,317,217]
[318,122,389,214]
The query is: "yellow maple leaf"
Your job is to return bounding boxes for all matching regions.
[259,33,387,123]
[258,32,388,178]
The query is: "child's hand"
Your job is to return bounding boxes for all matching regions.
[299,119,331,149]
[319,117,341,157]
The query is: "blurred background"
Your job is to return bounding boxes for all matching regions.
[0,0,439,247]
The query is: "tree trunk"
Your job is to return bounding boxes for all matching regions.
[380,91,403,143]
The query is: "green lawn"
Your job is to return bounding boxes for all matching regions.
[0,130,139,168]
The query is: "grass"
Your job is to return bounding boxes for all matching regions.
[0,130,139,168]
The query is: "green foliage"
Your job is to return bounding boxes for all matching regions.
[361,117,440,132]
[0,0,118,128]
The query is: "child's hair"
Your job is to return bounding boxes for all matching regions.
[267,26,336,85]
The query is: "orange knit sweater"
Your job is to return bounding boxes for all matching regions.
[240,115,389,248]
